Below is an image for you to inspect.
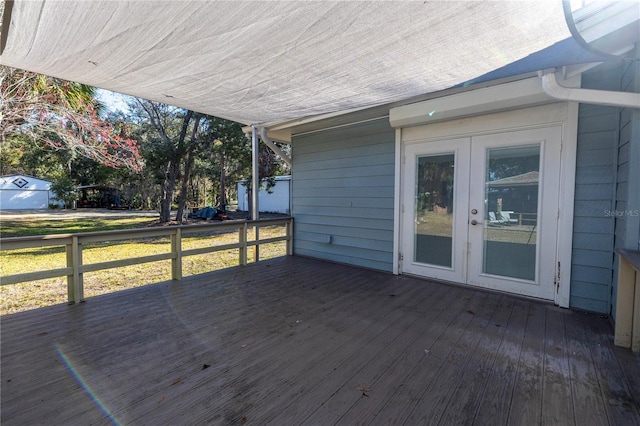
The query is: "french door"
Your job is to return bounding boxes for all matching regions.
[401,127,561,300]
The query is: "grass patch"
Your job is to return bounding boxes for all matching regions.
[0,216,156,237]
[1,216,287,315]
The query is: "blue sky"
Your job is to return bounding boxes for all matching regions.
[96,89,133,114]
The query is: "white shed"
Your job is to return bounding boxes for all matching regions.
[0,175,60,210]
[237,176,291,214]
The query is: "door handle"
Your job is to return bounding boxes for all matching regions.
[470,219,478,225]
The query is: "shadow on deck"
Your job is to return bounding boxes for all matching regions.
[2,256,639,425]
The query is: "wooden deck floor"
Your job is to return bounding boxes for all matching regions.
[2,256,639,425]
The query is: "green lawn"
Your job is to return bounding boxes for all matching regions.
[0,216,156,237]
[0,216,287,315]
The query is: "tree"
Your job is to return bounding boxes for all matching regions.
[175,114,203,222]
[0,66,142,172]
[130,98,288,222]
[132,100,201,222]
[205,117,252,209]
[49,175,76,208]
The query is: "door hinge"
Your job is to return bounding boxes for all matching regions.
[556,261,561,293]
[399,252,404,262]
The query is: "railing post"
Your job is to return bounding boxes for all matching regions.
[254,222,260,262]
[65,242,74,304]
[239,222,248,265]
[67,236,83,304]
[171,228,182,281]
[286,218,293,256]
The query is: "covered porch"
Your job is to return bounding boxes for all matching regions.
[2,256,639,425]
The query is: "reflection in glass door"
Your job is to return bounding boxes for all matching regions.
[402,138,470,283]
[414,154,455,268]
[483,145,540,281]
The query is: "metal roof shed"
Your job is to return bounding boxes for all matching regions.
[0,174,59,210]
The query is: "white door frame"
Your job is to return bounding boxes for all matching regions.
[393,102,578,307]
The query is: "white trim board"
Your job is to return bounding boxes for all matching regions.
[390,77,556,128]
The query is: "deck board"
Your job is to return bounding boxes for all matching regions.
[435,295,514,425]
[1,256,639,425]
[541,307,574,425]
[306,284,459,425]
[470,298,530,426]
[505,300,546,425]
[403,292,504,426]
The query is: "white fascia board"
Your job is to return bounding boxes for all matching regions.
[389,78,553,129]
[241,126,292,144]
[263,129,292,144]
[266,104,379,133]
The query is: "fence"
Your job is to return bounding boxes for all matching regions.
[0,218,292,304]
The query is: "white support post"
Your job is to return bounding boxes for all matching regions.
[252,125,260,221]
[252,124,260,261]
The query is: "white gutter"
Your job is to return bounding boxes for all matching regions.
[540,69,640,109]
[260,127,292,167]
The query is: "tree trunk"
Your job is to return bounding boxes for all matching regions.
[157,110,194,223]
[160,161,179,222]
[219,153,227,211]
[175,152,193,223]
[176,116,202,222]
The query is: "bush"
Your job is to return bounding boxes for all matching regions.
[50,176,76,209]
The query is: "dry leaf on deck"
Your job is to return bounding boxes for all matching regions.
[356,385,371,397]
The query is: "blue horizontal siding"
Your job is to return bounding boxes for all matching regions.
[569,53,639,315]
[569,65,620,313]
[611,49,640,319]
[574,184,614,201]
[572,248,613,269]
[291,119,395,272]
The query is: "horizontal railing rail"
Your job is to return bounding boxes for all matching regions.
[0,218,293,304]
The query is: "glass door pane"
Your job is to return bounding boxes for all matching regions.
[483,145,540,281]
[414,153,455,267]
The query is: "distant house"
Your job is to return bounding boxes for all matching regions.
[237,176,291,214]
[0,175,62,210]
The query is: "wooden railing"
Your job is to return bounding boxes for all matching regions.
[0,218,293,304]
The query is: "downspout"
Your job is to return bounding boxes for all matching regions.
[260,127,291,167]
[540,69,640,109]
